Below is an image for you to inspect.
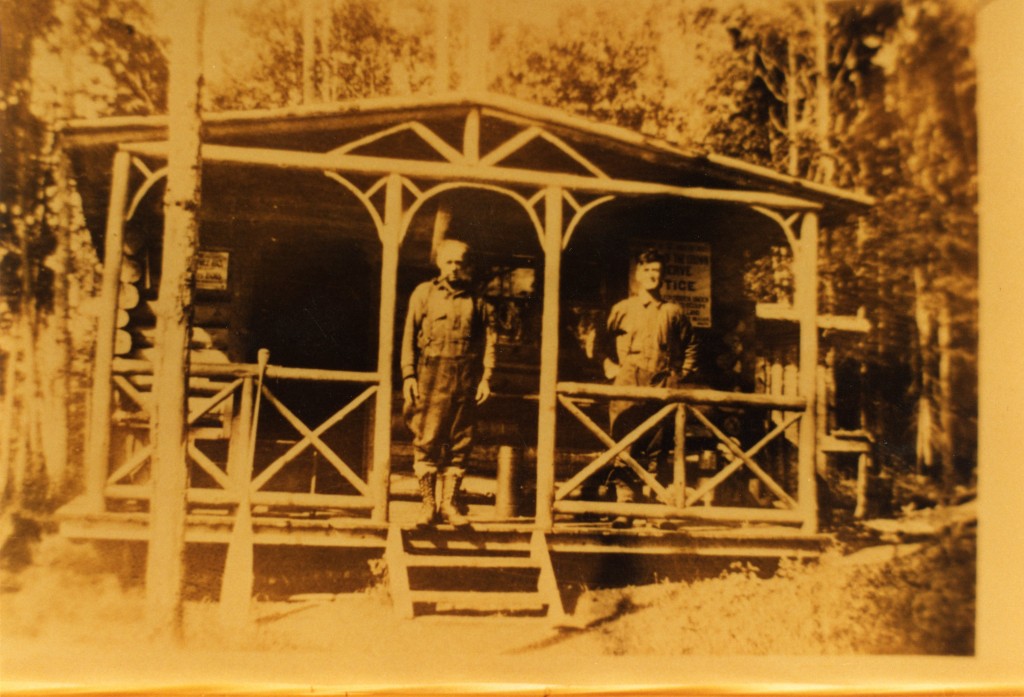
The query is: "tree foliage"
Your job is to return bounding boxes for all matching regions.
[2,0,979,511]
[209,0,432,110]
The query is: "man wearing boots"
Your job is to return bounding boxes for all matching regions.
[401,239,496,527]
[603,247,698,528]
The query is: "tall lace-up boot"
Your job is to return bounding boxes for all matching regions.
[439,470,469,527]
[416,471,438,528]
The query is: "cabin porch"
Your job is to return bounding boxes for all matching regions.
[58,94,872,596]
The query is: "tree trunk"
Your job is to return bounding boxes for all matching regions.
[302,0,315,105]
[913,267,934,474]
[937,292,954,501]
[813,0,834,184]
[145,0,204,642]
[786,38,799,177]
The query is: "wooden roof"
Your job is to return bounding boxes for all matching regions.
[64,91,873,253]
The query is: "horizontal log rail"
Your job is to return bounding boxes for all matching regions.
[112,357,380,384]
[106,484,373,510]
[553,500,806,525]
[557,381,806,410]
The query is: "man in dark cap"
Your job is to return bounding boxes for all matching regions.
[603,248,698,527]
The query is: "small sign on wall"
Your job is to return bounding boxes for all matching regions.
[196,250,230,291]
[630,240,712,328]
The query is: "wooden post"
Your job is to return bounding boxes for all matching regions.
[796,212,820,532]
[494,445,519,519]
[815,355,829,477]
[535,187,562,530]
[225,376,254,489]
[84,150,132,513]
[674,404,687,508]
[371,174,402,522]
[463,108,480,163]
[146,0,203,639]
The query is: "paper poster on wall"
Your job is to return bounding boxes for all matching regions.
[630,240,712,328]
[196,250,230,291]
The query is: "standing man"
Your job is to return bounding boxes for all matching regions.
[401,239,496,527]
[603,248,698,527]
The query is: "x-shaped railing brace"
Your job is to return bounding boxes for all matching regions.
[249,385,376,497]
[555,394,802,510]
[106,377,244,489]
[555,396,677,505]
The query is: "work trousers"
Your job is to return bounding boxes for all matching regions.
[404,355,478,478]
[607,365,681,499]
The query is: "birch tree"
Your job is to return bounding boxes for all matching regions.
[145,0,203,640]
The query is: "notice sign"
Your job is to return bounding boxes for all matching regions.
[196,250,230,291]
[630,240,712,328]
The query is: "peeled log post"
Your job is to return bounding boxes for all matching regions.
[370,174,402,522]
[145,0,204,640]
[534,187,562,530]
[796,212,820,532]
[84,151,131,512]
[556,382,806,410]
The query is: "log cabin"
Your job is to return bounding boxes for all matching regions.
[58,92,875,616]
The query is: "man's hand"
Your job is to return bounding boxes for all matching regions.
[403,376,419,405]
[475,378,491,405]
[603,358,621,381]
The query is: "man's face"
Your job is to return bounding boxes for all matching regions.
[635,261,663,293]
[437,245,469,284]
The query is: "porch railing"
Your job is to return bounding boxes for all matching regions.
[552,382,808,526]
[103,358,379,513]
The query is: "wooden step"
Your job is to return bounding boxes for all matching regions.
[386,526,565,620]
[410,590,549,611]
[402,555,538,569]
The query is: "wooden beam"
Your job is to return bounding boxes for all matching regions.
[121,141,823,211]
[755,302,871,332]
[106,484,373,510]
[674,405,686,508]
[371,174,402,522]
[463,108,480,163]
[225,376,253,490]
[705,153,875,207]
[553,500,806,525]
[534,187,562,530]
[85,150,131,513]
[796,212,820,532]
[557,381,806,410]
[113,357,379,384]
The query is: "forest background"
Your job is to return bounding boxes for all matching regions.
[0,0,977,534]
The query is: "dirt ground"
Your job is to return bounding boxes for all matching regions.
[1,516,978,692]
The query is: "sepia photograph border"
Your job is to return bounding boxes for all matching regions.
[2,0,1023,693]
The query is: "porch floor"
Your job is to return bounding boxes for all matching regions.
[57,497,829,559]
